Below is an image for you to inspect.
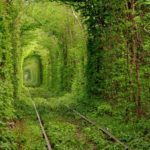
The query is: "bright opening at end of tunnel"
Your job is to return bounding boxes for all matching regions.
[23,55,43,87]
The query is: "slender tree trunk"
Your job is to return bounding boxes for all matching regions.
[126,0,142,117]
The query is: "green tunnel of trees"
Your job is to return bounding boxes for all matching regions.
[0,0,150,149]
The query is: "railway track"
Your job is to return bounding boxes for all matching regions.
[28,90,130,150]
[32,100,52,150]
[28,90,52,150]
[65,106,130,150]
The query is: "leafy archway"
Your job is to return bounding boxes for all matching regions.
[0,0,150,149]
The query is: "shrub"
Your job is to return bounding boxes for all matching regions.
[97,103,113,116]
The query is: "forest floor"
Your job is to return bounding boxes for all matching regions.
[10,90,150,150]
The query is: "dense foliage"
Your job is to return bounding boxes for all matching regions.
[0,0,150,149]
[66,0,150,117]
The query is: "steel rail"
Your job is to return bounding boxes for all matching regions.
[32,100,52,150]
[27,89,52,150]
[65,106,130,150]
